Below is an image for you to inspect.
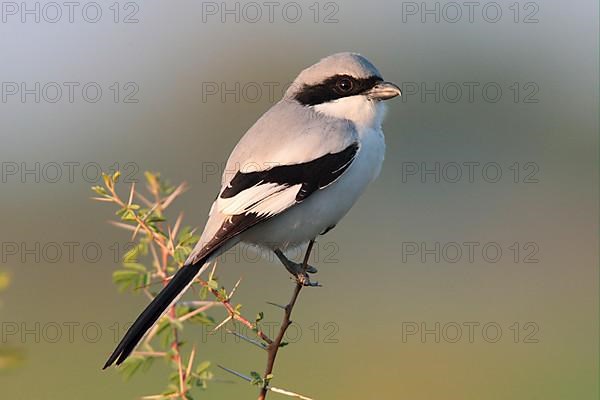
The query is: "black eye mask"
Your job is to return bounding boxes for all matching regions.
[294,74,383,106]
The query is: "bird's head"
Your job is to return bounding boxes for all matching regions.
[285,52,401,129]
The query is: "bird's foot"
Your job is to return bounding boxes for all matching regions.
[274,249,318,275]
[274,249,320,287]
[295,271,322,287]
[284,259,318,275]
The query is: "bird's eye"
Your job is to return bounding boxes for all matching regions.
[336,78,353,93]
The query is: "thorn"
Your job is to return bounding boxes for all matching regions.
[269,386,315,400]
[144,202,160,220]
[172,212,184,240]
[211,315,232,334]
[149,241,162,273]
[108,220,136,232]
[266,301,286,310]
[178,302,220,322]
[127,182,136,206]
[141,394,178,400]
[186,345,196,378]
[228,277,242,300]
[209,261,218,281]
[136,191,153,207]
[131,222,142,241]
[162,182,188,209]
[217,365,252,382]
[167,225,175,254]
[226,329,267,350]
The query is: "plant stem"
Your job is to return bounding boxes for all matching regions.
[257,240,315,400]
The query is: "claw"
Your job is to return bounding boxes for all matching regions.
[305,265,318,274]
[296,272,322,287]
[274,249,318,277]
[302,278,322,287]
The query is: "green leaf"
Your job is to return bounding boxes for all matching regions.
[190,313,215,325]
[147,222,166,236]
[177,226,200,247]
[217,288,228,301]
[255,312,264,323]
[119,356,154,380]
[119,209,137,221]
[166,264,177,275]
[112,270,140,292]
[112,263,149,292]
[123,262,147,272]
[168,371,180,385]
[91,186,108,196]
[146,213,166,223]
[144,171,159,187]
[123,243,147,263]
[159,326,174,348]
[155,318,171,337]
[264,373,274,384]
[207,279,218,290]
[191,360,212,389]
[170,319,184,331]
[195,361,211,375]
[102,173,111,188]
[249,371,263,386]
[173,248,188,266]
[199,285,209,300]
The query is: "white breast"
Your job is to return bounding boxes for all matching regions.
[241,123,386,250]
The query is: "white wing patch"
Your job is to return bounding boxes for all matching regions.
[218,183,302,217]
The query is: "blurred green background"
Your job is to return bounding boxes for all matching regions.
[0,0,598,399]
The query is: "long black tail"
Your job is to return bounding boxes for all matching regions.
[103,259,205,369]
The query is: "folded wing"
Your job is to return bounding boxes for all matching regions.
[187,142,359,265]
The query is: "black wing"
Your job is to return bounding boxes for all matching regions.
[221,142,359,201]
[188,142,359,264]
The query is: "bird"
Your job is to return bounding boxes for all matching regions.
[103,52,401,369]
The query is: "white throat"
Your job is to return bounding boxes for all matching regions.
[313,96,388,132]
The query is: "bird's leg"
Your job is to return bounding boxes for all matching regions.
[273,248,320,287]
[273,249,318,274]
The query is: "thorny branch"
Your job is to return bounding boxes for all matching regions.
[93,172,278,398]
[100,174,272,338]
[95,172,315,400]
[257,240,315,400]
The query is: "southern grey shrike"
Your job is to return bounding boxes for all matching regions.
[103,52,401,368]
